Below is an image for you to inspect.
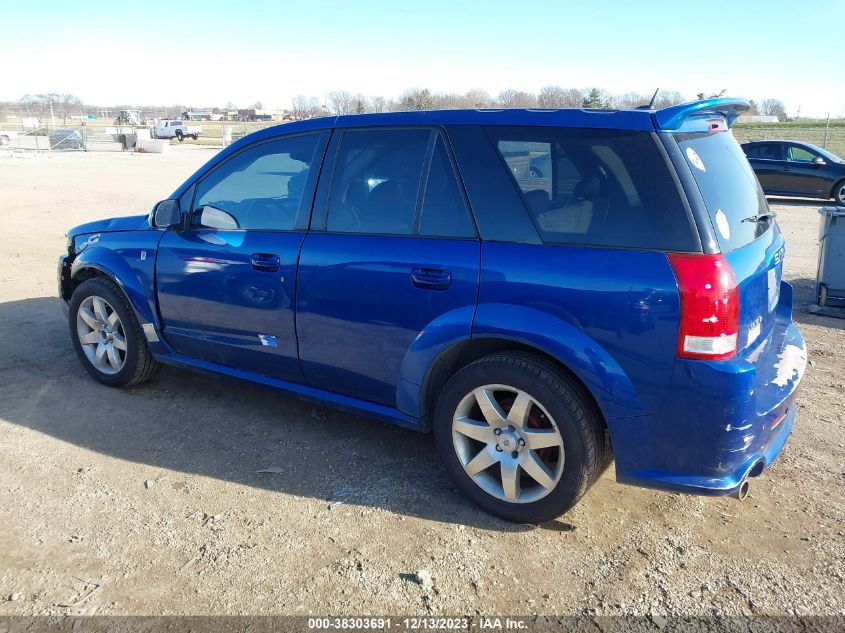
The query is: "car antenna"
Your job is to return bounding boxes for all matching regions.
[636,88,660,110]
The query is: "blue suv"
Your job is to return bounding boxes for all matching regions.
[58,99,806,523]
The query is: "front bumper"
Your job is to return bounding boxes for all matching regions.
[58,254,70,316]
[608,282,806,497]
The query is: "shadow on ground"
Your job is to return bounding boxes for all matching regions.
[0,296,538,532]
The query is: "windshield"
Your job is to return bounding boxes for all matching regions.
[674,131,772,252]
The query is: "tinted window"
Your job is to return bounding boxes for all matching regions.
[486,126,696,251]
[326,128,475,238]
[744,143,782,160]
[327,128,429,235]
[674,131,770,251]
[419,135,475,238]
[786,145,816,162]
[193,134,320,231]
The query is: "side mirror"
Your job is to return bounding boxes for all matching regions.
[812,156,826,166]
[152,199,181,228]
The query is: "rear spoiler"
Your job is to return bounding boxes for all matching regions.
[654,98,751,132]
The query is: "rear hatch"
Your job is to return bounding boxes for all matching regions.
[673,129,784,353]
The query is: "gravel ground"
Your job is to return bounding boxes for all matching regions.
[0,148,843,619]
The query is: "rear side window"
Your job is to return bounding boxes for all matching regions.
[674,131,771,251]
[744,143,782,160]
[486,126,696,251]
[326,128,475,238]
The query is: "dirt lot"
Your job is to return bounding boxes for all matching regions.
[0,148,843,619]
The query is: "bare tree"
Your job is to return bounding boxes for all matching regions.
[351,93,370,114]
[462,89,492,108]
[370,96,389,113]
[326,91,354,115]
[760,98,787,121]
[55,93,82,123]
[290,95,320,120]
[496,89,536,108]
[610,91,650,110]
[537,86,582,108]
[652,90,685,108]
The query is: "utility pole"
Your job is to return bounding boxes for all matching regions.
[823,113,830,149]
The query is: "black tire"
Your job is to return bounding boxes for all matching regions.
[434,352,606,523]
[68,277,160,388]
[175,130,184,142]
[0,135,9,146]
[832,180,845,206]
[191,134,198,140]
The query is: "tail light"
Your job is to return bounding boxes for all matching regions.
[667,253,739,360]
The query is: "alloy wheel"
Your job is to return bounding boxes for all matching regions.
[76,295,127,374]
[837,183,845,205]
[451,384,564,504]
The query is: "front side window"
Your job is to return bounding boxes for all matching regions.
[325,128,475,237]
[786,145,816,162]
[487,126,696,251]
[193,134,320,230]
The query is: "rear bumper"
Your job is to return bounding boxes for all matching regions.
[608,281,806,497]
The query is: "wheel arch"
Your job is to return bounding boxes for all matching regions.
[831,177,845,202]
[420,337,617,430]
[411,302,647,432]
[68,247,157,327]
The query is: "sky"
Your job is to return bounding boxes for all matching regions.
[1,0,843,118]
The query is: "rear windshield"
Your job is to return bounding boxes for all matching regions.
[485,126,697,251]
[673,131,771,252]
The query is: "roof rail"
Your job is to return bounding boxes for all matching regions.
[654,98,751,131]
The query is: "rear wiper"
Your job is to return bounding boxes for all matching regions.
[741,212,777,223]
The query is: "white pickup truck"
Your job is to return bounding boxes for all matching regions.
[150,120,202,141]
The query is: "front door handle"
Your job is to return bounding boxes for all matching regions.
[251,253,281,272]
[411,267,451,290]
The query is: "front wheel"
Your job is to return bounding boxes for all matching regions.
[434,353,606,523]
[68,277,160,387]
[175,130,184,142]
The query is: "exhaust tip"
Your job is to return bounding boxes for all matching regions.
[733,480,750,501]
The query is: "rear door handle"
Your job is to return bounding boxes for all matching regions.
[250,253,281,272]
[411,267,451,290]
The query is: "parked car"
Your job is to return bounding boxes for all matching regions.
[49,128,84,150]
[58,99,806,523]
[0,130,18,146]
[742,140,845,206]
[151,119,202,141]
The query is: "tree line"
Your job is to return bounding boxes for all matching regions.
[2,88,791,122]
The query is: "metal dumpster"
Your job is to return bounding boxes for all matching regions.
[816,206,845,307]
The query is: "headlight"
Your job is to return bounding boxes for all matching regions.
[66,234,74,255]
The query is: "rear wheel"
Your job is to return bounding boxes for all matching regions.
[175,130,184,142]
[434,353,606,523]
[0,135,9,146]
[833,180,845,206]
[69,277,160,387]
